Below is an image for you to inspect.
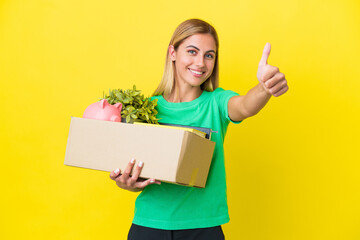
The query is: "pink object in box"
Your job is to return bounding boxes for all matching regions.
[83,99,122,122]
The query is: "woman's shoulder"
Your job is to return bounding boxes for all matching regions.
[150,95,163,101]
[210,87,239,99]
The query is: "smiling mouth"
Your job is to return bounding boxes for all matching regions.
[189,69,205,75]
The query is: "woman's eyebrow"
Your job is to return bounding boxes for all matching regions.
[186,45,216,54]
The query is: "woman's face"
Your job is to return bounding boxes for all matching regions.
[170,33,217,89]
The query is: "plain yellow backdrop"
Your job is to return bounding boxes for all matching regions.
[1,0,359,239]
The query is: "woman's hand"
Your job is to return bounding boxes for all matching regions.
[257,43,288,97]
[109,158,161,192]
[228,43,289,121]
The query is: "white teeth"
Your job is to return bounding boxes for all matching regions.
[189,69,204,75]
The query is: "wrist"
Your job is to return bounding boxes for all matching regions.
[257,82,272,98]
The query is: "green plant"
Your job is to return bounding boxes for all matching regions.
[102,85,159,124]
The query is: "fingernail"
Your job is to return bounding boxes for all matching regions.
[150,179,155,183]
[114,169,120,174]
[138,161,143,167]
[130,158,135,164]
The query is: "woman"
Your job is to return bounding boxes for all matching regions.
[110,18,288,239]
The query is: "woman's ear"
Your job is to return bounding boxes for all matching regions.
[169,45,176,61]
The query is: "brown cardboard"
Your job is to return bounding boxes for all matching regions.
[64,117,216,188]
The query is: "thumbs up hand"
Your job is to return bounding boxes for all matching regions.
[256,43,288,97]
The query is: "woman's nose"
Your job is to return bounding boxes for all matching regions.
[195,55,205,67]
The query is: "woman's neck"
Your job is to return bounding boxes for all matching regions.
[165,84,203,103]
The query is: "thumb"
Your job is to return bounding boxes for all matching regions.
[259,42,271,66]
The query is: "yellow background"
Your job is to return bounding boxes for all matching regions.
[1,0,359,239]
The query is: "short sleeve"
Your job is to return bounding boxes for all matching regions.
[213,88,242,124]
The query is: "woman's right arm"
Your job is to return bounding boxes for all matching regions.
[109,158,161,192]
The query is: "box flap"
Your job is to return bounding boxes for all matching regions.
[175,132,215,188]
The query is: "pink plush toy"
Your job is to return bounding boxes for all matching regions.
[83,99,122,122]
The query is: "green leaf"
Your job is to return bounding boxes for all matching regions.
[100,86,159,124]
[126,106,135,112]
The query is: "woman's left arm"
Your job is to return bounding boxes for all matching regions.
[228,43,289,122]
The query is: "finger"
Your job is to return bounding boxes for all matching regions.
[135,179,161,189]
[110,168,121,180]
[264,72,285,89]
[121,158,136,180]
[273,85,289,97]
[130,161,144,182]
[268,79,288,95]
[259,42,271,66]
[261,65,279,83]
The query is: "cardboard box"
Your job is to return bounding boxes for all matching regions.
[64,117,216,188]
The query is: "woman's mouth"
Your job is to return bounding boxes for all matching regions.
[189,68,205,77]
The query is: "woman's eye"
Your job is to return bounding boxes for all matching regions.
[188,50,196,55]
[206,54,214,59]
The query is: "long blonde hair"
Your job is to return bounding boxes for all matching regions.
[152,19,219,98]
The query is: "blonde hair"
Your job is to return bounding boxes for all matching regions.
[152,19,219,98]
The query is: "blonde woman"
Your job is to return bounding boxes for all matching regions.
[110,19,288,239]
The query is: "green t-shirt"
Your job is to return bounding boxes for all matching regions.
[132,88,241,230]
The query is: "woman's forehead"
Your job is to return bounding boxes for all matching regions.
[180,34,217,50]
